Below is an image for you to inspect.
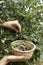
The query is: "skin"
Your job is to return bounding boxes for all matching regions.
[0,20,21,32]
[0,55,26,65]
[0,20,26,65]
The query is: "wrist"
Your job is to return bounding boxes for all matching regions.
[4,56,10,63]
[0,56,8,65]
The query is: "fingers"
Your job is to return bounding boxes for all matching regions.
[12,23,21,32]
[0,20,21,32]
[8,20,21,32]
[12,20,21,32]
[17,23,21,32]
[7,55,26,62]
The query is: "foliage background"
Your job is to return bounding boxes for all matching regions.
[0,0,43,65]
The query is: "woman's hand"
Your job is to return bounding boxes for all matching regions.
[0,20,21,32]
[0,55,26,65]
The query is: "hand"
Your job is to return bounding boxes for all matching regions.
[0,20,21,32]
[0,55,26,65]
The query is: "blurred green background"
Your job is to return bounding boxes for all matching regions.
[0,0,43,65]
